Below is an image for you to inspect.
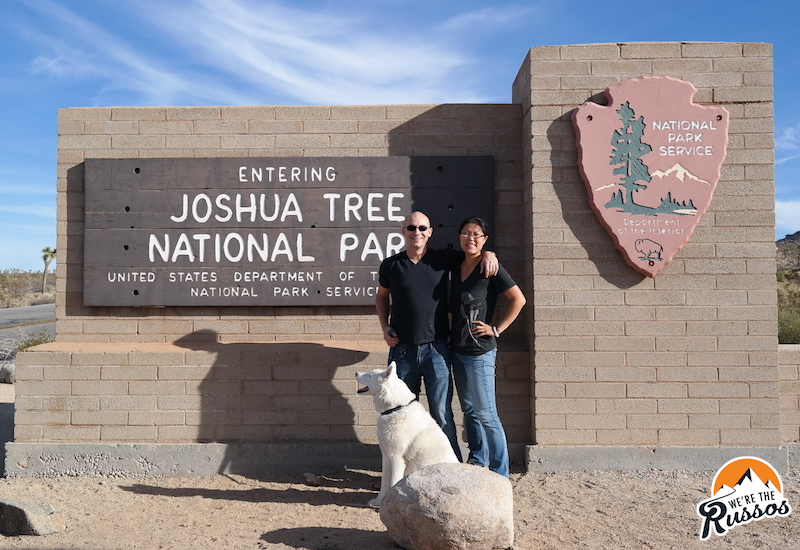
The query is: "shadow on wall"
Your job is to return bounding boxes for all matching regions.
[549,103,645,289]
[0,394,12,470]
[173,330,372,475]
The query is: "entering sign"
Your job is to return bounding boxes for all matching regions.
[83,156,494,306]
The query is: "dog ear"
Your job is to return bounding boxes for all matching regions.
[383,361,396,379]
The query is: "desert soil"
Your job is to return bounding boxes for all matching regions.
[0,463,797,549]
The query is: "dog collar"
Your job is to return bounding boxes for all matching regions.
[380,398,417,416]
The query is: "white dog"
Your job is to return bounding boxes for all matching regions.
[355,361,459,507]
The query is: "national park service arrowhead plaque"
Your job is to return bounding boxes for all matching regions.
[573,76,729,276]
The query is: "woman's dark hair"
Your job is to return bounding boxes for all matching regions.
[458,216,489,235]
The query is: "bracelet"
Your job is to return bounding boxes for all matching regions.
[492,326,500,338]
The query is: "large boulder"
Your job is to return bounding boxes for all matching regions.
[0,499,66,536]
[0,361,14,384]
[379,463,514,550]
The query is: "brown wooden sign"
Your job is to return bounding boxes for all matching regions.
[83,156,494,306]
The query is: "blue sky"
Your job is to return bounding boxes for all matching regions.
[1,0,799,272]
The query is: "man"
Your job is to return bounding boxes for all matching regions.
[375,211,497,460]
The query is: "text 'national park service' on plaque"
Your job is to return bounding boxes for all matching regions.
[82,156,494,307]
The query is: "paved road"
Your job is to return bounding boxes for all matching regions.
[0,305,55,444]
[0,303,55,327]
[0,304,56,353]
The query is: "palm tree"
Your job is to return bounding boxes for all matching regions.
[41,247,56,293]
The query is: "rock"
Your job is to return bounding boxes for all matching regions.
[379,463,514,550]
[0,499,67,536]
[304,472,321,486]
[0,362,14,384]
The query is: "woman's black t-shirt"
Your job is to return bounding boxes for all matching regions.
[449,262,516,355]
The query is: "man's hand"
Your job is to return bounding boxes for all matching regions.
[480,250,499,277]
[383,327,400,347]
[376,286,399,346]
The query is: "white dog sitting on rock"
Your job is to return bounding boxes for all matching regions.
[355,362,459,507]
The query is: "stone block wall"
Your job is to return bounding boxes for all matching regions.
[780,345,800,442]
[513,42,777,448]
[15,104,531,458]
[12,41,793,476]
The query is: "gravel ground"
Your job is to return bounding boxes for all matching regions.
[2,382,798,549]
[0,465,797,549]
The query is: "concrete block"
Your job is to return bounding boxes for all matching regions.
[560,43,621,60]
[59,107,112,121]
[163,106,221,120]
[84,120,138,134]
[165,135,220,148]
[533,429,597,445]
[274,105,332,120]
[58,135,112,149]
[139,120,193,134]
[112,135,166,149]
[681,42,743,58]
[620,42,681,58]
[526,445,789,472]
[221,106,277,120]
[597,429,658,445]
[720,429,780,446]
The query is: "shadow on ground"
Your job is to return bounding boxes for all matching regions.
[260,527,399,550]
[120,469,380,508]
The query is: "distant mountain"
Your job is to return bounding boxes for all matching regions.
[777,231,800,272]
[777,230,800,246]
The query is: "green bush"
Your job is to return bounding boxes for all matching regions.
[779,306,800,344]
[16,328,53,351]
[0,328,52,362]
[0,269,56,308]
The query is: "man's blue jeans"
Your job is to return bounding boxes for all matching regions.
[452,348,509,477]
[388,340,462,461]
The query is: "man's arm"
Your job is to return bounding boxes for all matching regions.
[442,247,498,277]
[375,285,399,346]
[480,251,498,277]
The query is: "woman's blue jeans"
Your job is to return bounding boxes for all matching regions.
[452,348,509,477]
[388,340,462,461]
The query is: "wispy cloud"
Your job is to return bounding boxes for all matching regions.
[777,153,800,165]
[436,6,539,33]
[17,0,253,105]
[776,124,799,150]
[16,0,508,107]
[776,121,800,166]
[131,0,484,104]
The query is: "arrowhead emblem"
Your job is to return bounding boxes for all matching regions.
[573,77,729,276]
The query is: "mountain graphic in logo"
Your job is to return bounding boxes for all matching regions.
[650,163,710,185]
[697,457,791,540]
[716,467,778,502]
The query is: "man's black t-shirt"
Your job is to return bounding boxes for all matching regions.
[378,248,462,345]
[449,262,516,355]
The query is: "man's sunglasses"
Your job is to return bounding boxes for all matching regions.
[405,225,429,232]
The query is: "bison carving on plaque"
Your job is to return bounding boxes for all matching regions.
[572,76,729,277]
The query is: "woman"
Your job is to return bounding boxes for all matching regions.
[450,217,526,477]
